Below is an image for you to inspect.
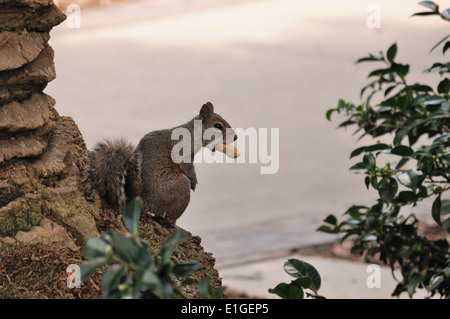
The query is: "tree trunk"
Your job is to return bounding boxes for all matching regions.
[0,0,221,298]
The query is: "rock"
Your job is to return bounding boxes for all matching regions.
[0,236,16,246]
[0,0,223,300]
[0,92,56,133]
[0,121,53,163]
[0,3,66,32]
[0,45,56,104]
[0,30,50,71]
[0,0,54,5]
[32,116,75,177]
[42,175,101,243]
[15,218,79,250]
[0,196,43,238]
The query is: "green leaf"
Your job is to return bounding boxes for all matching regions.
[370,176,379,190]
[386,43,397,63]
[433,133,450,144]
[368,68,390,78]
[443,266,450,277]
[441,8,450,20]
[379,178,398,205]
[80,257,108,281]
[292,277,312,289]
[338,98,346,109]
[104,231,151,267]
[407,273,424,298]
[365,176,370,189]
[432,195,442,226]
[397,191,417,203]
[346,205,366,219]
[161,281,174,299]
[306,292,326,299]
[437,78,450,94]
[412,84,433,92]
[355,52,383,64]
[443,41,450,54]
[316,225,337,234]
[350,162,367,174]
[326,109,335,121]
[137,268,162,290]
[391,145,414,157]
[363,153,376,170]
[356,56,383,64]
[350,146,367,158]
[424,95,445,106]
[268,282,304,299]
[412,11,440,16]
[394,130,408,146]
[101,264,128,298]
[83,237,109,260]
[430,277,445,291]
[418,1,437,11]
[172,261,202,277]
[417,185,428,198]
[350,143,391,158]
[284,259,321,291]
[397,169,420,192]
[375,107,392,114]
[199,276,213,299]
[365,143,391,152]
[123,197,142,235]
[395,157,410,169]
[391,63,410,78]
[159,231,189,265]
[338,119,356,128]
[323,214,338,226]
[425,62,450,73]
[441,200,450,216]
[384,84,398,97]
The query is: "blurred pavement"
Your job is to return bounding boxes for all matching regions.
[220,253,431,299]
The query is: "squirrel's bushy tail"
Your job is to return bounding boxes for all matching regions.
[82,138,137,210]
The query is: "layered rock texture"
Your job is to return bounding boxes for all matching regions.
[0,0,220,298]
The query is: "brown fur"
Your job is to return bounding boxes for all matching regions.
[83,102,237,224]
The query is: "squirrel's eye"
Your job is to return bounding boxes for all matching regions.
[214,123,223,130]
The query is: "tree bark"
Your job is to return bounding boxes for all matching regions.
[0,0,221,299]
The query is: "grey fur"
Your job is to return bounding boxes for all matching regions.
[82,102,237,224]
[82,138,137,210]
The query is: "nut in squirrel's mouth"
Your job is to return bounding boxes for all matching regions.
[214,143,240,159]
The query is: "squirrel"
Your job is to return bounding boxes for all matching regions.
[82,102,238,224]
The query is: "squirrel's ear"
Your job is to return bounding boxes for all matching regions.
[199,102,214,120]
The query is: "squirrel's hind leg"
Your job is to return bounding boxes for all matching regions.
[144,173,191,224]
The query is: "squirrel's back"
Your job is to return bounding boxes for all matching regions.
[82,138,139,210]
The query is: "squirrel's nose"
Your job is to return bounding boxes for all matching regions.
[233,134,238,141]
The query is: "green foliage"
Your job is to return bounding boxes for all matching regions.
[268,259,325,299]
[198,276,227,299]
[80,197,203,299]
[322,1,450,299]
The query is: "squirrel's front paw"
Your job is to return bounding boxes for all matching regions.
[190,178,198,191]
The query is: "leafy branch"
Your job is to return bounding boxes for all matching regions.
[321,1,450,299]
[80,197,223,299]
[269,259,325,299]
